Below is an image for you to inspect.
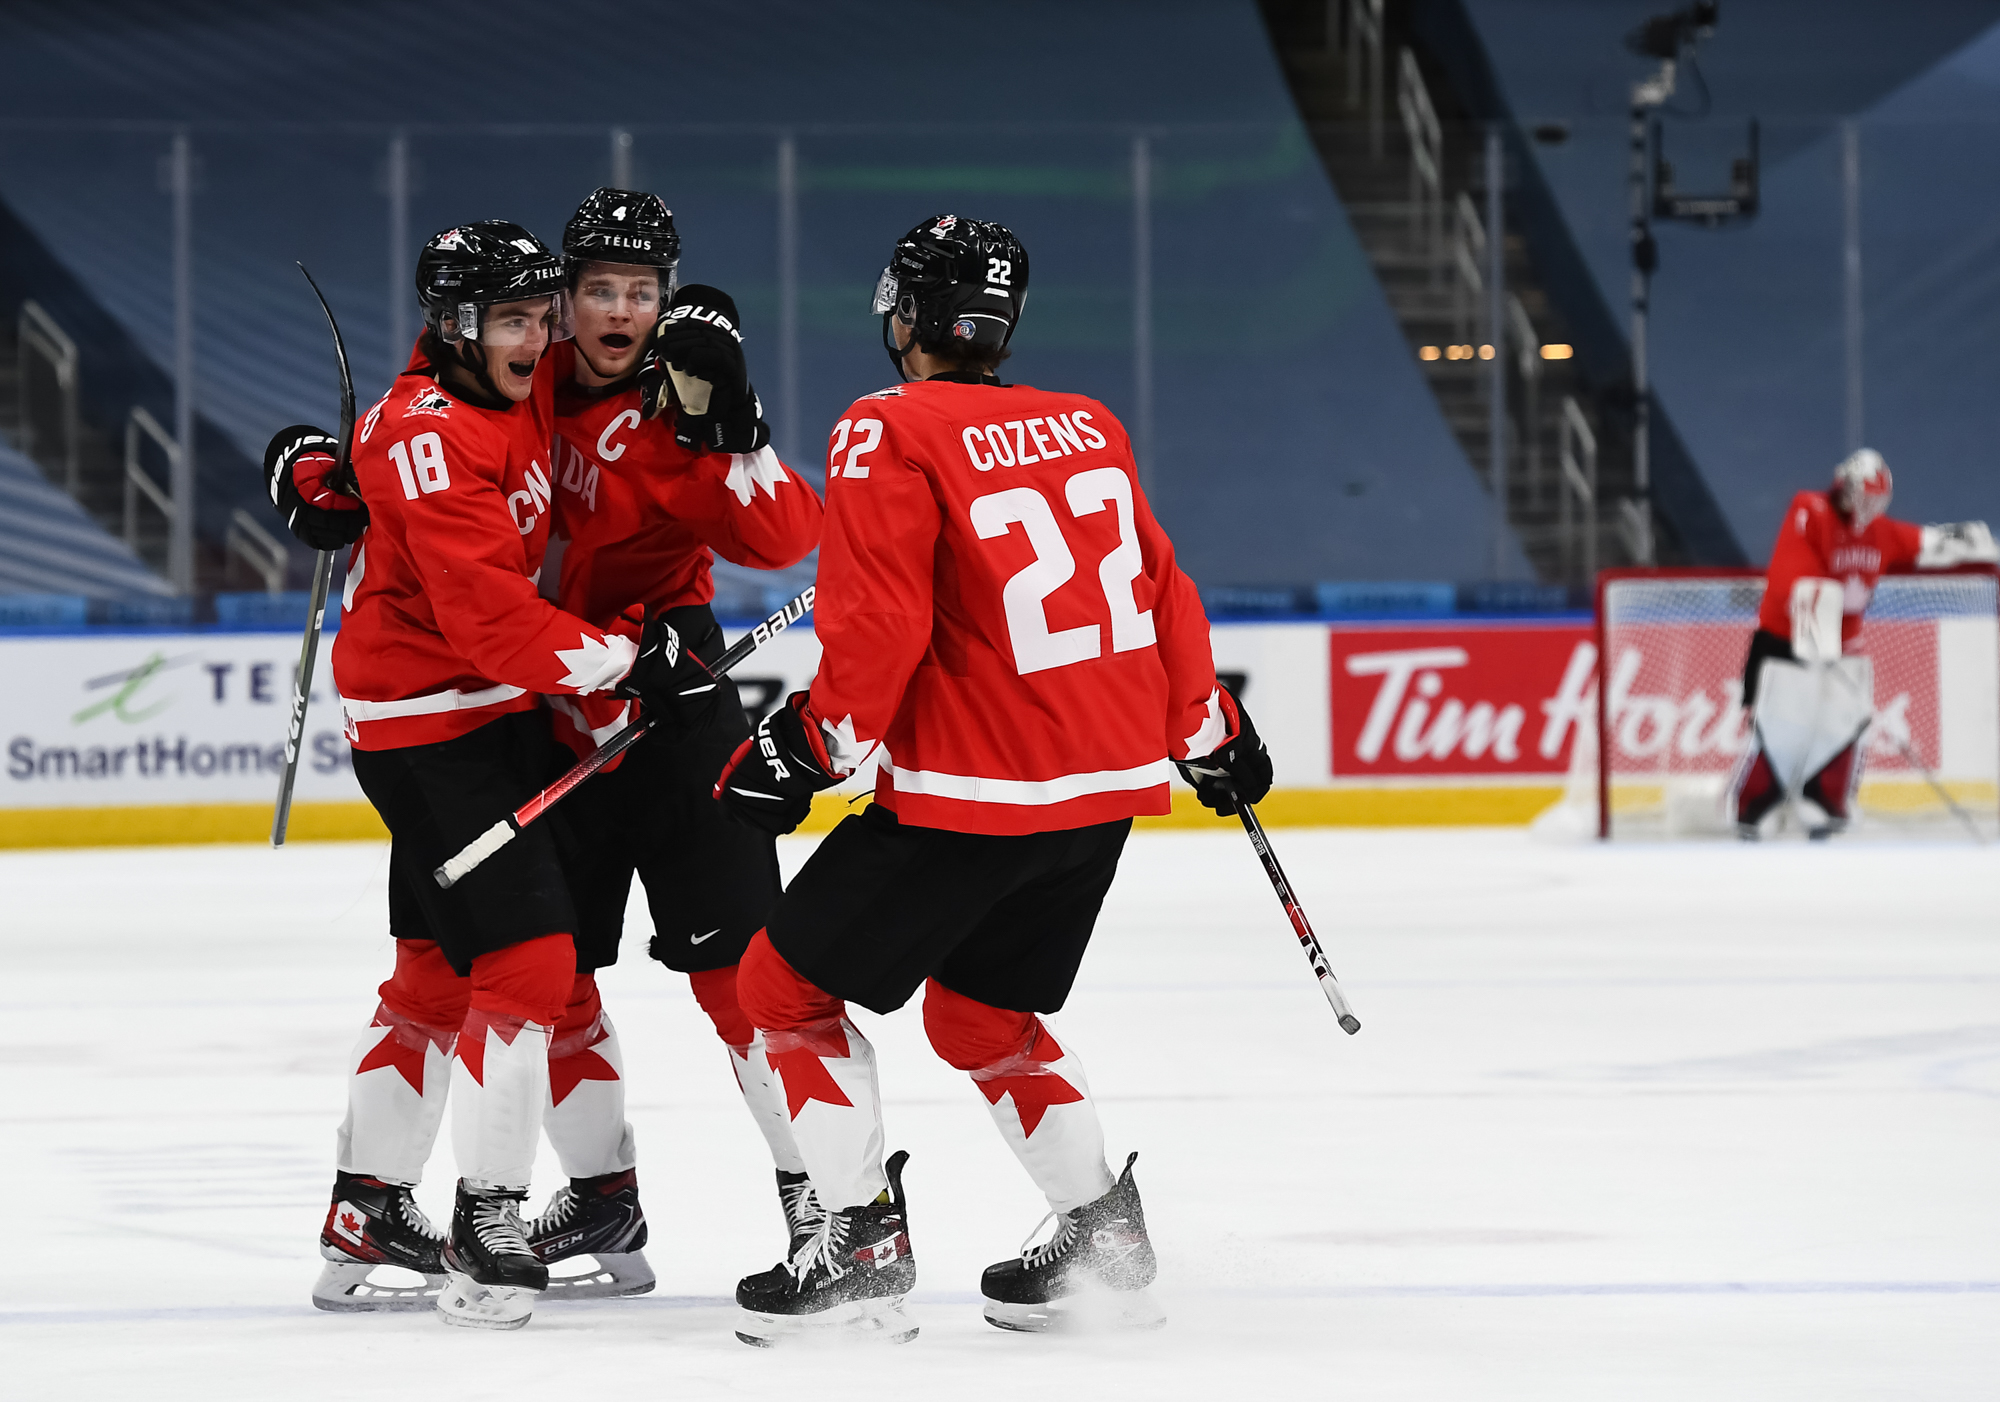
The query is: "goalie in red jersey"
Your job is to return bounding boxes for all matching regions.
[711,215,1273,1344]
[1729,448,1995,837]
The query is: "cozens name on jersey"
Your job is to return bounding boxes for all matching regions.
[961,411,1108,472]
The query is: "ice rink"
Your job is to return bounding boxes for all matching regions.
[3,825,1996,1400]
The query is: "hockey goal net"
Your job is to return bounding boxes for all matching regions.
[1581,567,1999,839]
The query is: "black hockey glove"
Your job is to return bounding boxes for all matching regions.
[614,611,722,733]
[642,284,772,454]
[714,692,841,836]
[1175,686,1274,816]
[264,423,366,551]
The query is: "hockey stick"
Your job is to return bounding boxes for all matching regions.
[1825,662,1989,845]
[434,585,816,889]
[271,265,355,847]
[1235,801,1361,1034]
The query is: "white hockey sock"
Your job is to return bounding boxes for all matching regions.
[763,1016,886,1210]
[335,1000,455,1187]
[451,1008,554,1191]
[730,1037,809,1175]
[544,1007,637,1180]
[970,1022,1113,1214]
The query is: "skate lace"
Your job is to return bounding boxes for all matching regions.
[471,1196,533,1256]
[1019,1209,1080,1270]
[787,1210,852,1288]
[779,1177,825,1237]
[397,1194,446,1244]
[530,1186,580,1238]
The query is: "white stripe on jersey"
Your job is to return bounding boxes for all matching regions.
[888,758,1172,807]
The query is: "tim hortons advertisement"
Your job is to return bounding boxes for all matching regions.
[1328,624,1595,780]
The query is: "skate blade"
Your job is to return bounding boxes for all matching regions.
[734,1295,918,1348]
[983,1287,1166,1334]
[311,1260,446,1312]
[435,1270,539,1330]
[540,1250,656,1299]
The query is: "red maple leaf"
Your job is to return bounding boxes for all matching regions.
[339,1211,362,1235]
[974,1026,1084,1138]
[549,1024,620,1106]
[766,1037,856,1120]
[355,1024,432,1095]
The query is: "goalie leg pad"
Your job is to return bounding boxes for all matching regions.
[1802,739,1864,823]
[1751,657,1875,794]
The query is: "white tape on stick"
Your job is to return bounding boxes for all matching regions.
[434,819,515,889]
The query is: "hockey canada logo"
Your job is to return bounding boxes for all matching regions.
[406,387,453,420]
[433,228,466,251]
[932,214,958,236]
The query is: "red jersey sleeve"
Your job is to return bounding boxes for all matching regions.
[806,406,939,767]
[390,419,635,696]
[1876,516,1923,572]
[1756,491,1835,636]
[673,446,824,571]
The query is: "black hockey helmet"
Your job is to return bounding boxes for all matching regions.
[872,214,1029,379]
[415,220,569,346]
[562,188,681,294]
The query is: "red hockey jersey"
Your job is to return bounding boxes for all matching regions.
[333,342,637,751]
[1757,489,1922,645]
[543,342,823,753]
[547,342,823,626]
[807,377,1229,836]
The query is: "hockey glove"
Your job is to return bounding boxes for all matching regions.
[714,692,840,836]
[264,423,366,551]
[613,611,722,734]
[1175,686,1274,816]
[643,284,772,454]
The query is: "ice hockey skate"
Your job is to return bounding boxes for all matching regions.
[776,1167,827,1256]
[311,1172,448,1312]
[981,1153,1165,1333]
[436,1181,548,1330]
[735,1150,917,1347]
[527,1168,655,1298]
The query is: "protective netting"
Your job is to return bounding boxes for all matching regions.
[1584,570,1999,840]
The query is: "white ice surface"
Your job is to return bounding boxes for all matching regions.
[2,828,1996,1399]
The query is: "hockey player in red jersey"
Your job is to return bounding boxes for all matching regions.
[1729,448,1995,836]
[534,189,827,1267]
[710,216,1273,1343]
[271,221,713,1329]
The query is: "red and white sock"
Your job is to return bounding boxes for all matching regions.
[925,980,1113,1213]
[336,940,466,1186]
[738,933,885,1210]
[451,935,573,1190]
[689,965,806,1175]
[336,1001,457,1187]
[543,974,636,1179]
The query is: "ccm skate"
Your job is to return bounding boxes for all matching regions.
[527,1168,655,1298]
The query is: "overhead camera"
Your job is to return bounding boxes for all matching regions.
[1626,1,1718,61]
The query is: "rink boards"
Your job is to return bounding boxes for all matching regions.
[0,618,1614,846]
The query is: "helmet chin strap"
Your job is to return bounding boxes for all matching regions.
[882,311,917,382]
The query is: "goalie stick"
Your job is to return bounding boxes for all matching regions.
[434,586,816,889]
[1236,801,1361,1034]
[1826,663,1989,845]
[270,265,353,847]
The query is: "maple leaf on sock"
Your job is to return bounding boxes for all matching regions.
[549,1023,620,1106]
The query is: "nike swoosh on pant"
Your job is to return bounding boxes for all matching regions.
[690,928,722,945]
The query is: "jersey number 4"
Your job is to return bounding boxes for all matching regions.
[971,468,1156,675]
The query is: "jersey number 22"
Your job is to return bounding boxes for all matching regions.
[971,467,1156,675]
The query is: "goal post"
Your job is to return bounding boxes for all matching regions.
[1588,565,1999,840]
